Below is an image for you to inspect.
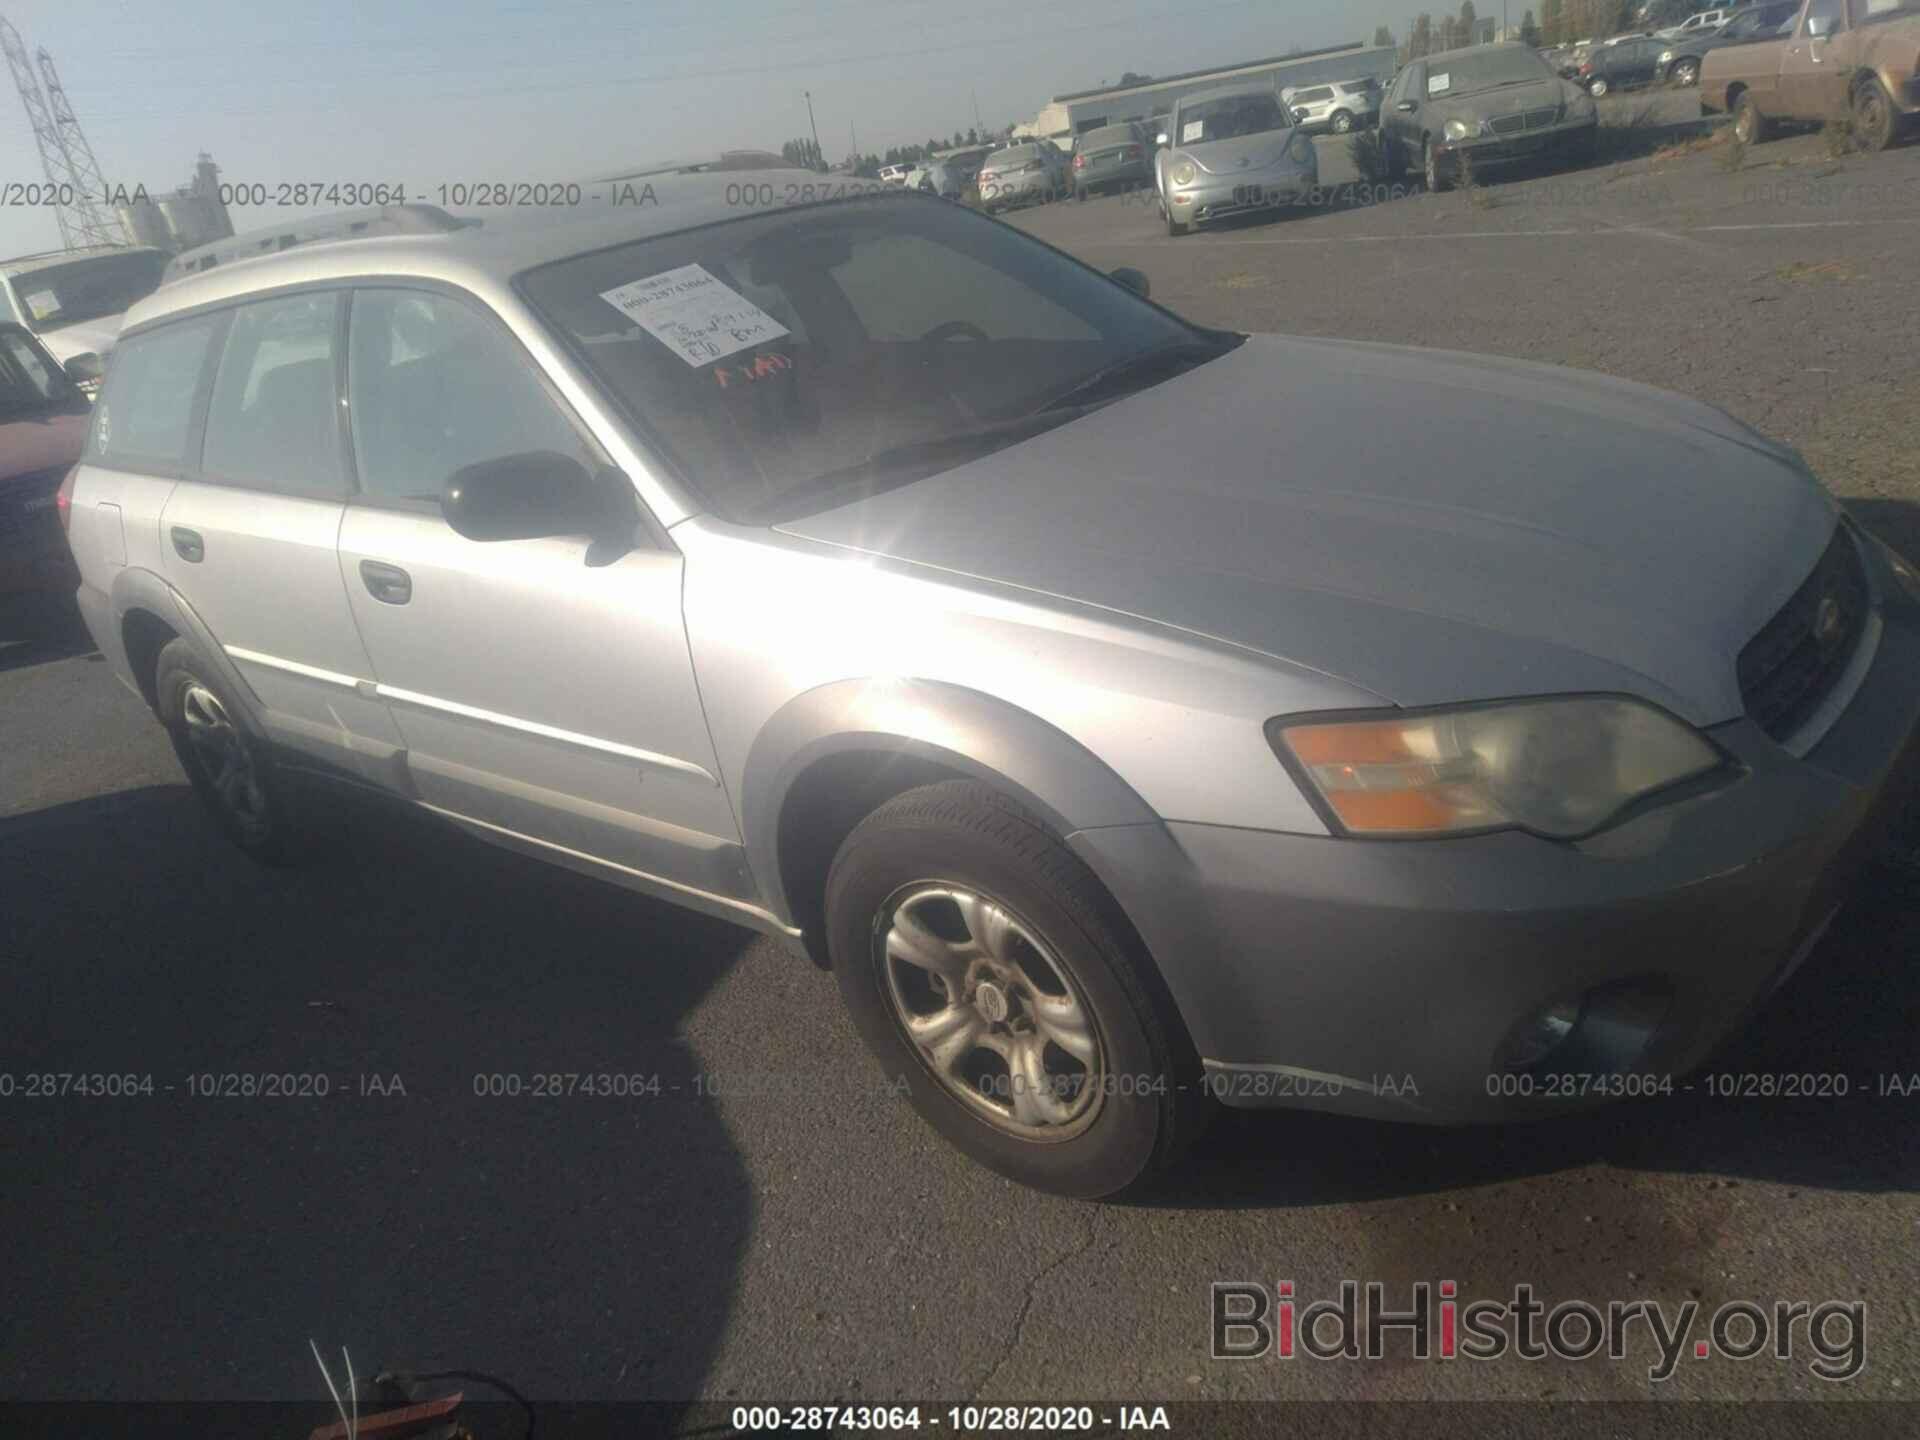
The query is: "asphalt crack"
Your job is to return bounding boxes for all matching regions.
[965,1206,1106,1401]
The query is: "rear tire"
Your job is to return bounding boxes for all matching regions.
[155,638,312,865]
[825,780,1207,1199]
[1588,76,1611,99]
[1672,58,1700,87]
[1853,76,1899,153]
[1331,110,1354,134]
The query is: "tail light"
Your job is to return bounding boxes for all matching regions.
[1072,153,1085,169]
[55,465,76,535]
[1579,61,1593,74]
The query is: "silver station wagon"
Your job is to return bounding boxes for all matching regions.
[60,184,1920,1198]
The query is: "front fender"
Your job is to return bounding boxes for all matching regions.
[740,677,1159,925]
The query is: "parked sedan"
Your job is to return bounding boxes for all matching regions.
[66,178,1920,1198]
[1381,42,1599,191]
[0,323,89,594]
[976,142,1066,210]
[1153,83,1319,237]
[1656,0,1798,87]
[1070,123,1152,200]
[1577,35,1669,94]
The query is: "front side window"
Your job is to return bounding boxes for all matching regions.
[85,317,219,467]
[201,292,345,496]
[347,288,592,503]
[520,194,1214,524]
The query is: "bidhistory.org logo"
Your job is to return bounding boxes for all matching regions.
[1211,1280,1866,1382]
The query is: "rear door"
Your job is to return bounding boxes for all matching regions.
[334,286,746,901]
[150,293,405,783]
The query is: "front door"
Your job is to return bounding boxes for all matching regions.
[1780,0,1848,119]
[333,286,749,905]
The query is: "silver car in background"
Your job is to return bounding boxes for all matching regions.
[1154,83,1320,237]
[60,182,1920,1200]
[0,245,168,394]
[1282,77,1381,133]
[976,141,1065,210]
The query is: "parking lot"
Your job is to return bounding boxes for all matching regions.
[5,92,1920,1421]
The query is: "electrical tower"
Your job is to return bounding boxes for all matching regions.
[1,15,122,250]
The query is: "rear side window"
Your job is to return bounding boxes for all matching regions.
[201,292,345,497]
[85,317,219,468]
[1296,87,1336,104]
[346,289,592,503]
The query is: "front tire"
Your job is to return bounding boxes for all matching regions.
[1331,110,1354,134]
[825,780,1206,1199]
[155,638,310,865]
[1672,58,1699,87]
[1733,91,1771,145]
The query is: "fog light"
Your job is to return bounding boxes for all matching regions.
[1502,996,1583,1071]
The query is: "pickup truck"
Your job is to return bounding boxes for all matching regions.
[1700,0,1920,149]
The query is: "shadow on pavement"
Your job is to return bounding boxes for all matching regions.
[0,783,757,1409]
[0,589,97,675]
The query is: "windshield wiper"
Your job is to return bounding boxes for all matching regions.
[1030,340,1230,416]
[751,409,1087,523]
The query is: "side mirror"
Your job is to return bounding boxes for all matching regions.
[441,451,633,544]
[1805,15,1831,37]
[1155,132,1168,147]
[62,351,102,384]
[1109,266,1150,298]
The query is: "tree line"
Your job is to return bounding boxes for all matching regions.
[782,127,1010,177]
[1375,0,1699,57]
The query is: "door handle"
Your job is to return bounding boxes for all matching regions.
[359,559,412,605]
[171,526,204,563]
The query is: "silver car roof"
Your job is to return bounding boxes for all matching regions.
[123,170,881,332]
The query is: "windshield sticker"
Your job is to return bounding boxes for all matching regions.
[1428,72,1452,95]
[22,289,59,322]
[599,263,790,368]
[1180,119,1205,143]
[713,351,793,389]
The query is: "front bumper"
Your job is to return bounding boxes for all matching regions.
[1435,116,1596,173]
[1166,161,1319,226]
[1074,534,1920,1124]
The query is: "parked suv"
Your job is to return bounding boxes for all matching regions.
[63,180,1920,1198]
[1282,78,1380,133]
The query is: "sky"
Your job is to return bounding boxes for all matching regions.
[0,0,1385,255]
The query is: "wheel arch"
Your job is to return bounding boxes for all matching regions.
[109,566,266,732]
[742,679,1161,963]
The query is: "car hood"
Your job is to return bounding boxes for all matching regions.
[777,335,1836,725]
[1182,131,1303,174]
[33,315,123,364]
[1426,77,1575,122]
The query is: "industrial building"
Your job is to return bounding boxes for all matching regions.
[1015,41,1399,148]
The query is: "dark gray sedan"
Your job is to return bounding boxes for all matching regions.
[1070,123,1152,200]
[1380,42,1599,192]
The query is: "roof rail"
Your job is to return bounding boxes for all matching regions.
[160,203,475,285]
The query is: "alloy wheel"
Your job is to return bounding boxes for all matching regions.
[877,884,1105,1140]
[180,681,269,839]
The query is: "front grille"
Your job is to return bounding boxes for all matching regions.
[1489,107,1560,135]
[1737,527,1872,743]
[0,465,65,540]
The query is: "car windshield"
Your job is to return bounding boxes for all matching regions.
[1426,48,1554,97]
[6,250,166,330]
[520,194,1222,523]
[0,328,80,419]
[1174,92,1289,144]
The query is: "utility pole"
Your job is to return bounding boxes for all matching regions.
[971,87,983,138]
[803,90,822,172]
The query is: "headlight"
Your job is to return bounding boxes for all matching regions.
[1269,697,1724,839]
[1168,158,1197,186]
[1444,118,1472,141]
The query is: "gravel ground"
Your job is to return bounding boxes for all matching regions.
[3,98,1918,1433]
